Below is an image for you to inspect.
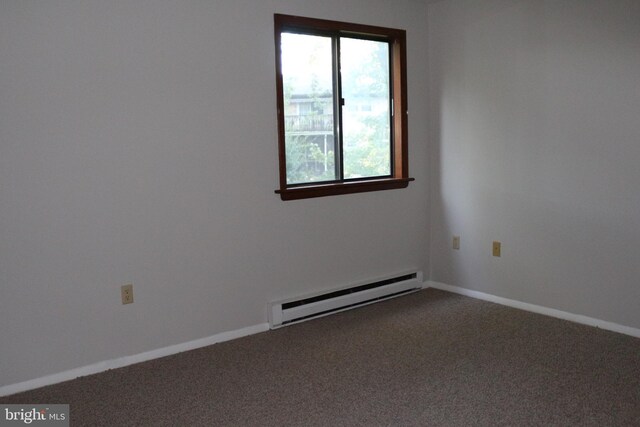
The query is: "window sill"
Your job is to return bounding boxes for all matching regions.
[275,177,414,201]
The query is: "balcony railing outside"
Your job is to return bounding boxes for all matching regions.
[285,114,333,133]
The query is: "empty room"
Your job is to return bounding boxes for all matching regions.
[1,0,639,425]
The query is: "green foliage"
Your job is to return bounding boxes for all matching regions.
[285,135,335,184]
[343,113,390,178]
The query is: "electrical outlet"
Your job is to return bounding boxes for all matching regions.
[121,284,134,305]
[492,241,501,257]
[453,236,460,250]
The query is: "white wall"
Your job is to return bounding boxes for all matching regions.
[0,0,430,388]
[429,0,640,328]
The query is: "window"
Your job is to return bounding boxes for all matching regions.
[274,14,413,200]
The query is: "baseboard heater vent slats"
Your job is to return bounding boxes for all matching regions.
[269,271,423,328]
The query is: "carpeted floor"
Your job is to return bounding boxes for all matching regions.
[2,288,640,426]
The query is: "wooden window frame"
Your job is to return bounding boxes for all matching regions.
[274,14,413,201]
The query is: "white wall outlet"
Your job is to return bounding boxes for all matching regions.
[121,284,134,305]
[453,236,460,250]
[492,241,501,257]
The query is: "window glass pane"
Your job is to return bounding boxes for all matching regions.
[281,33,336,184]
[340,38,391,179]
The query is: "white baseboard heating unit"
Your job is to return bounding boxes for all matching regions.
[269,271,423,328]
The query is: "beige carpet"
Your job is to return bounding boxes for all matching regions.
[2,288,640,426]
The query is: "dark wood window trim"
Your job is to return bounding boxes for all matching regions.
[274,14,413,201]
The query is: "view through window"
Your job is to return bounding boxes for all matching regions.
[274,14,412,200]
[281,33,391,184]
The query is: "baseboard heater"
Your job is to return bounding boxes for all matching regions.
[269,271,423,328]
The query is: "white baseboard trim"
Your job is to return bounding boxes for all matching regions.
[0,322,269,397]
[426,281,640,339]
